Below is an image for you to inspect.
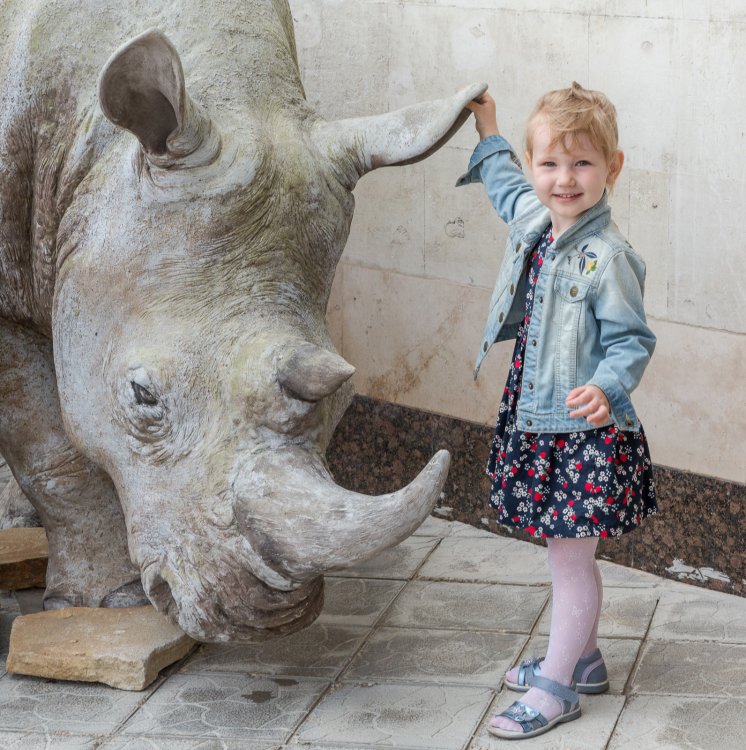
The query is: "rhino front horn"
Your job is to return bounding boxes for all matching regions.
[98,29,220,167]
[234,446,450,584]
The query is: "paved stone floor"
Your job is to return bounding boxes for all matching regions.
[1,517,745,749]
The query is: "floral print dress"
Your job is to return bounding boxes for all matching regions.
[487,226,657,539]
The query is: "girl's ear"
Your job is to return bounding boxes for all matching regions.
[607,150,625,186]
[524,151,532,169]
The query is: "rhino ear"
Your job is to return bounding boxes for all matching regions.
[277,343,355,403]
[313,82,488,189]
[98,29,220,167]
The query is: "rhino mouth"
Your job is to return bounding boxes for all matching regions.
[139,554,323,643]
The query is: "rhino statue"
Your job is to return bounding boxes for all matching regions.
[0,0,484,641]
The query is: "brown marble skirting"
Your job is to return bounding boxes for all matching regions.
[327,395,745,597]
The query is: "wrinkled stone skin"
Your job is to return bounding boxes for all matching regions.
[0,0,481,641]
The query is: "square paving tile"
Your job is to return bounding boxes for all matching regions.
[536,587,659,639]
[470,691,625,749]
[412,517,454,537]
[343,627,525,687]
[0,673,153,735]
[417,537,550,585]
[100,738,279,749]
[182,623,369,679]
[597,560,664,588]
[647,584,746,643]
[317,578,405,628]
[0,733,98,749]
[447,523,500,539]
[333,537,440,580]
[518,636,642,695]
[296,682,493,749]
[631,640,746,697]
[608,695,746,750]
[121,674,327,741]
[381,581,548,633]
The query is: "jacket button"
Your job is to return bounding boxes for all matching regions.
[528,382,533,389]
[532,339,537,346]
[539,296,544,303]
[570,286,579,298]
[499,312,505,322]
[483,341,488,352]
[510,284,515,295]
[526,419,533,427]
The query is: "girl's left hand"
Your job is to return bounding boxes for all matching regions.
[566,385,610,427]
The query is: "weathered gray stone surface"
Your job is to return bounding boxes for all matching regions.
[381,580,548,633]
[607,695,746,750]
[343,627,525,687]
[0,529,48,590]
[119,674,328,742]
[0,0,480,642]
[6,606,195,690]
[296,683,492,749]
[183,623,368,679]
[1,524,743,747]
[417,536,551,584]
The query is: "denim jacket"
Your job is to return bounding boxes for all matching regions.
[456,135,656,433]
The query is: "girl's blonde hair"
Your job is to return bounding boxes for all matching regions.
[525,82,619,164]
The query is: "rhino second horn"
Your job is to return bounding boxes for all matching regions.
[277,344,355,402]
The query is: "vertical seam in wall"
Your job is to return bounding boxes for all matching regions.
[585,13,592,86]
[422,165,427,275]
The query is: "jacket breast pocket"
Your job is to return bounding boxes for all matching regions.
[554,275,590,304]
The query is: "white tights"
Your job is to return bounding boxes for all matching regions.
[491,537,602,731]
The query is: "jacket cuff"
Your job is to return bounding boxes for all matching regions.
[455,135,520,187]
[587,374,637,429]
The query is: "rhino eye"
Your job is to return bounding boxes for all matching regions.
[131,381,158,406]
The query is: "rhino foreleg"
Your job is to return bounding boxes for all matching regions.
[0,320,146,608]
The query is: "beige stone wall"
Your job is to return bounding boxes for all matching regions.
[291,0,746,483]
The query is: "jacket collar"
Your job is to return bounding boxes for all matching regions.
[510,191,612,251]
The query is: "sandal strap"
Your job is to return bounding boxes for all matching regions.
[498,700,548,733]
[517,657,542,687]
[527,674,580,706]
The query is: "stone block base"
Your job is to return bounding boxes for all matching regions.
[6,605,195,690]
[0,528,48,590]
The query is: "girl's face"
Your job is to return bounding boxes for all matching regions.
[526,122,623,237]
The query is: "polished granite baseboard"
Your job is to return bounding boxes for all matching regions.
[327,395,745,598]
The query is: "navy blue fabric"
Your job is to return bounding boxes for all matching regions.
[487,227,657,539]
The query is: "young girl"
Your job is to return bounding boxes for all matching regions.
[458,83,657,740]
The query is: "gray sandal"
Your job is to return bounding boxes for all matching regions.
[505,648,609,694]
[487,674,581,740]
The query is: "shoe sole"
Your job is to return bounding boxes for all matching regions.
[505,679,609,695]
[486,706,582,740]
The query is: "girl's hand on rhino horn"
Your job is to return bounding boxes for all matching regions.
[465,92,499,140]
[566,385,610,427]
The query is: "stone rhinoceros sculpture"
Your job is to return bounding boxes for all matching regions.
[0,0,484,641]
